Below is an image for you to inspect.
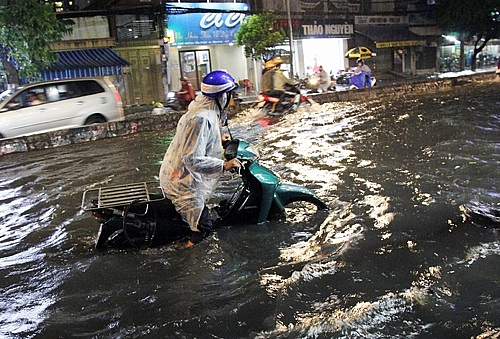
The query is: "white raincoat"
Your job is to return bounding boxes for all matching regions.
[159,94,225,232]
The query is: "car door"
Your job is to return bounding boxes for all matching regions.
[0,88,49,138]
[0,84,71,138]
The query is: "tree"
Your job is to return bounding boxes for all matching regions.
[0,0,73,85]
[235,13,286,61]
[434,0,500,71]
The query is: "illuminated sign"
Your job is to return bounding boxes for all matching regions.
[167,3,249,46]
[355,16,408,25]
[376,40,427,48]
[276,19,354,39]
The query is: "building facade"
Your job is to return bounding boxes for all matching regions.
[4,0,497,106]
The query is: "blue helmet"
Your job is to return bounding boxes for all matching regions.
[201,70,237,98]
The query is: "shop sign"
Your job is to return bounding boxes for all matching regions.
[355,16,408,25]
[376,40,427,48]
[276,19,354,39]
[167,3,249,46]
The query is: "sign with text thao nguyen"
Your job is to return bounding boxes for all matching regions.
[167,3,249,46]
[275,18,354,39]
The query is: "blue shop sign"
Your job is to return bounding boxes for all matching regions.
[167,3,249,46]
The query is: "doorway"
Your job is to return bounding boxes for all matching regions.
[179,50,211,90]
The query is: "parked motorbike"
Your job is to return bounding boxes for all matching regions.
[334,71,354,86]
[257,84,312,116]
[163,92,190,111]
[81,139,328,250]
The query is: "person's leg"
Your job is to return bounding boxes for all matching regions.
[188,206,214,245]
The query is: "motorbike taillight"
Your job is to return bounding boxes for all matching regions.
[92,211,109,223]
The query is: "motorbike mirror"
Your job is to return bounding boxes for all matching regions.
[223,139,239,160]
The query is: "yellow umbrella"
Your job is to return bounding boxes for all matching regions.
[345,46,376,59]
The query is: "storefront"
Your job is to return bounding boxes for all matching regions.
[354,16,433,75]
[166,2,251,93]
[275,18,354,78]
[440,36,500,71]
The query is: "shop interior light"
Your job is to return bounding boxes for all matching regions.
[442,35,458,42]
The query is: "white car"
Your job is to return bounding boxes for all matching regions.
[0,77,124,139]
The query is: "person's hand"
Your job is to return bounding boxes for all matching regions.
[224,158,243,172]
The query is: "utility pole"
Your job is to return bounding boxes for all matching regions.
[285,0,294,77]
[158,0,170,102]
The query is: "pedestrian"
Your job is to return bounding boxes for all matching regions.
[317,65,330,92]
[176,76,196,109]
[159,70,242,249]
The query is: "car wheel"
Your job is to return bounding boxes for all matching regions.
[84,115,106,125]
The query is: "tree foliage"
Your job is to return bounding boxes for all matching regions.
[0,0,73,84]
[434,0,500,70]
[235,13,286,61]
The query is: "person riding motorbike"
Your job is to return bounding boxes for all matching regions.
[271,57,301,110]
[159,70,242,249]
[261,60,278,95]
[262,59,275,75]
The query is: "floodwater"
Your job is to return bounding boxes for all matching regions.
[0,80,499,338]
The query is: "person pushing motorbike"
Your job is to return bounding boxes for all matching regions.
[159,70,242,249]
[354,58,372,88]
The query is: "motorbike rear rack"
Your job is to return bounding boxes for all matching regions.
[81,181,165,214]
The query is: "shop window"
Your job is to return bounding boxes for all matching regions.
[179,50,211,90]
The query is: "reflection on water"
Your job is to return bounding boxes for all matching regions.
[0,80,499,338]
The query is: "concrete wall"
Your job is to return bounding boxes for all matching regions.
[0,71,496,157]
[0,112,183,156]
[303,72,495,105]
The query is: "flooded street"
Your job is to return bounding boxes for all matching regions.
[1,80,499,338]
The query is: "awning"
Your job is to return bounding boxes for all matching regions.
[356,25,427,48]
[41,48,131,80]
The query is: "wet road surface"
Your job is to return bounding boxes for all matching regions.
[0,80,499,338]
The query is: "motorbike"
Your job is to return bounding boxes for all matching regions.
[81,139,328,250]
[257,84,312,116]
[334,71,354,86]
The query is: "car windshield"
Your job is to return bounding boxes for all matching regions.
[0,89,14,103]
